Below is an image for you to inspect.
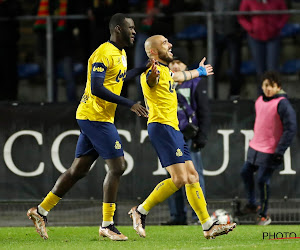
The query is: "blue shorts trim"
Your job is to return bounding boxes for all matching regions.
[148,122,191,167]
[75,120,124,160]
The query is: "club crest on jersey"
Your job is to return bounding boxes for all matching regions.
[115,140,122,150]
[121,55,127,67]
[176,148,183,157]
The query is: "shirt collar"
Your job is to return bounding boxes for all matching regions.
[158,61,168,67]
[108,40,123,51]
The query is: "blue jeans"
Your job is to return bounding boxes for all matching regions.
[166,140,206,222]
[240,161,275,217]
[247,35,280,76]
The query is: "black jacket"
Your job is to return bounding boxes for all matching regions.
[177,78,210,149]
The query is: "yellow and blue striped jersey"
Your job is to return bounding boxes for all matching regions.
[76,41,127,123]
[140,62,179,130]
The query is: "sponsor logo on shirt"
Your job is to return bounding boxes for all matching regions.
[93,66,104,72]
[91,63,107,77]
[116,70,126,82]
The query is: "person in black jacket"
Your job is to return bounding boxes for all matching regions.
[162,50,210,225]
[240,71,297,225]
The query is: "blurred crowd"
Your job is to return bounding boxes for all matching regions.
[0,0,299,102]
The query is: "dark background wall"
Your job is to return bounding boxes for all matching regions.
[0,101,299,201]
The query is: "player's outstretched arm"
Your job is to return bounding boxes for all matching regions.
[173,57,214,82]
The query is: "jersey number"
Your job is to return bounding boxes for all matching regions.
[169,81,175,93]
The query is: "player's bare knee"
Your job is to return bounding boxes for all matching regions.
[187,171,199,184]
[171,175,187,188]
[108,163,126,177]
[118,161,127,175]
[188,175,199,184]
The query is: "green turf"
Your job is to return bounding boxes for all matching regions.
[0,225,299,249]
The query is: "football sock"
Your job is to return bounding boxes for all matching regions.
[139,178,178,214]
[185,182,211,226]
[37,205,48,216]
[39,191,61,215]
[102,221,114,227]
[102,202,116,227]
[202,219,214,231]
[137,205,149,215]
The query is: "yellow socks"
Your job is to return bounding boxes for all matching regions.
[39,191,61,215]
[140,178,178,213]
[185,182,210,224]
[102,203,116,227]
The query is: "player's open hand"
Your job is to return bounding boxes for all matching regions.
[131,103,149,118]
[199,57,214,76]
[150,61,160,77]
[148,61,160,83]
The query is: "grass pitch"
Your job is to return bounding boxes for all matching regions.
[1,225,299,249]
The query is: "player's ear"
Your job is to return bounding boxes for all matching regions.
[115,25,121,34]
[150,48,158,55]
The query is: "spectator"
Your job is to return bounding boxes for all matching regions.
[0,0,21,101]
[238,0,289,78]
[162,50,210,225]
[34,0,90,102]
[203,0,243,100]
[240,71,297,225]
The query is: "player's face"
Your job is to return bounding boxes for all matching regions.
[121,18,136,47]
[169,60,187,72]
[262,79,281,97]
[157,37,173,63]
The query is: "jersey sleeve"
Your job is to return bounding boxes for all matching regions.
[91,51,111,79]
[90,50,135,108]
[276,98,297,154]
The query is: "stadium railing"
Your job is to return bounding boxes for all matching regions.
[1,10,300,101]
